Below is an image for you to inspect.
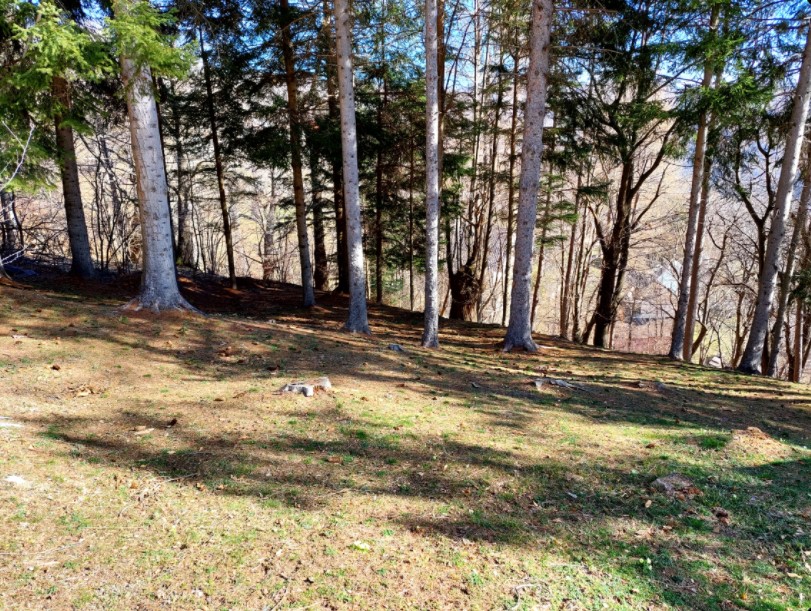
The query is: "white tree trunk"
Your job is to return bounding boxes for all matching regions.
[334,0,370,333]
[503,0,552,352]
[120,55,194,312]
[669,4,719,360]
[422,0,441,348]
[767,148,811,376]
[738,23,811,373]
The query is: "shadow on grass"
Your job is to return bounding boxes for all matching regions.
[2,271,811,607]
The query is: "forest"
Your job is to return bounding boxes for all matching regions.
[1,0,811,609]
[2,0,811,376]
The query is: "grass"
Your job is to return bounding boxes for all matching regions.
[0,274,809,609]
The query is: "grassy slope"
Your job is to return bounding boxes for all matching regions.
[0,276,809,610]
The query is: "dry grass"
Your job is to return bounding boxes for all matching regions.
[0,272,809,610]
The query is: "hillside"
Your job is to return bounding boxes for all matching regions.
[0,274,810,610]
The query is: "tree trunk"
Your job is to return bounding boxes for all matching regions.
[669,4,719,359]
[278,4,316,305]
[476,56,505,318]
[767,152,811,376]
[792,301,803,382]
[683,156,712,360]
[199,28,237,289]
[503,0,552,352]
[738,24,811,374]
[501,53,520,327]
[530,180,552,327]
[422,0,441,347]
[53,76,95,279]
[408,145,416,311]
[324,0,349,293]
[118,49,193,312]
[334,0,370,333]
[309,145,330,291]
[167,80,195,268]
[593,161,633,348]
[560,171,581,338]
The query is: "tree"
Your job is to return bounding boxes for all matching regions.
[738,20,811,374]
[503,0,552,352]
[334,0,370,333]
[111,0,194,311]
[278,0,315,306]
[9,1,101,278]
[422,0,441,347]
[669,2,721,360]
[198,25,237,289]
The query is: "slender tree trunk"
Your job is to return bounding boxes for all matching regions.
[374,74,388,304]
[334,0,370,332]
[503,0,552,352]
[739,24,811,374]
[278,3,316,305]
[767,152,811,376]
[794,300,804,383]
[408,145,416,311]
[118,47,193,311]
[683,156,712,360]
[198,28,237,289]
[530,180,552,327]
[501,53,520,327]
[422,0,441,347]
[476,57,505,317]
[560,171,581,338]
[669,4,719,359]
[309,145,330,291]
[167,81,194,267]
[53,76,95,279]
[323,0,349,293]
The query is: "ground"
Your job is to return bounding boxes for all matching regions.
[0,270,810,610]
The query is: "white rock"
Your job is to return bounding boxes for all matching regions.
[4,475,30,487]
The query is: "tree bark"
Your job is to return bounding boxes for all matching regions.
[503,0,552,352]
[422,0,441,347]
[669,3,719,360]
[118,51,193,312]
[560,171,581,338]
[199,28,237,289]
[738,23,811,374]
[767,151,811,376]
[166,80,195,268]
[323,0,349,293]
[334,0,370,333]
[531,179,552,327]
[683,156,712,360]
[53,76,95,279]
[278,3,316,305]
[501,52,520,327]
[308,136,330,291]
[793,300,803,383]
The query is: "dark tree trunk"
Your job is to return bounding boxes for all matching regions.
[53,76,95,279]
[199,28,237,289]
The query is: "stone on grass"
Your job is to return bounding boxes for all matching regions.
[281,383,315,397]
[651,473,700,497]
